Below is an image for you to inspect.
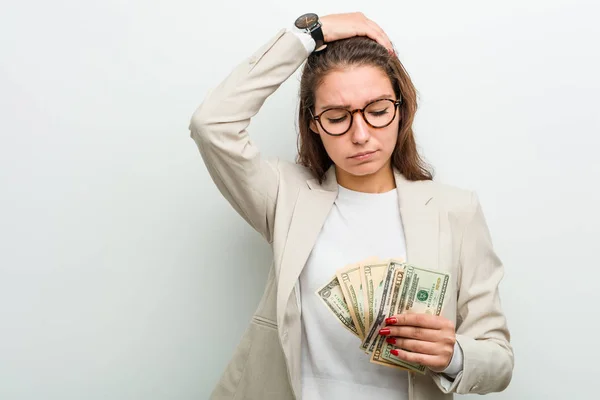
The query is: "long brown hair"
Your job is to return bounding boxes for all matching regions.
[296,36,433,183]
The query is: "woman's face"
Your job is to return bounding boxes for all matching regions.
[311,65,400,184]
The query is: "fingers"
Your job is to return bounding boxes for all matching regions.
[388,347,451,371]
[382,325,441,342]
[387,337,439,355]
[385,313,454,331]
[365,19,393,51]
[382,324,456,345]
[354,13,392,51]
[320,12,393,53]
[380,314,455,371]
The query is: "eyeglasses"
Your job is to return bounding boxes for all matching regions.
[310,98,402,136]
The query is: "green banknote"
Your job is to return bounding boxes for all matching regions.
[360,260,406,353]
[337,264,366,339]
[378,265,450,371]
[316,275,360,337]
[361,262,389,336]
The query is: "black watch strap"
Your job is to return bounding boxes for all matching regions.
[310,22,325,51]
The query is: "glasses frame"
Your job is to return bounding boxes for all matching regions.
[309,98,402,136]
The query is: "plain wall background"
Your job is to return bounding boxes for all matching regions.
[1,0,599,398]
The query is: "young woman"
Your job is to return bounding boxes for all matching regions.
[189,12,513,400]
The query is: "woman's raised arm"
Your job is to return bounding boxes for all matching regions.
[189,29,308,243]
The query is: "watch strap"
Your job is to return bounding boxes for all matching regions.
[310,22,325,51]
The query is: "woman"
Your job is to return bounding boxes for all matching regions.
[189,12,513,400]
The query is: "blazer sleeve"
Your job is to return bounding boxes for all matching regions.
[188,29,309,243]
[430,192,514,394]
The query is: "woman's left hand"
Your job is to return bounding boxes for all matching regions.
[379,313,456,372]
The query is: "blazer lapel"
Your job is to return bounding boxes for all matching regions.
[276,167,338,326]
[394,171,440,270]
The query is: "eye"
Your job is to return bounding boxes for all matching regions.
[365,99,395,117]
[323,109,349,124]
[327,115,348,124]
[369,109,390,116]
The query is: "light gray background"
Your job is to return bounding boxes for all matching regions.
[1,0,599,399]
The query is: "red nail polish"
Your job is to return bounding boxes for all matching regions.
[385,317,397,325]
[379,328,391,336]
[386,337,396,345]
[391,349,400,356]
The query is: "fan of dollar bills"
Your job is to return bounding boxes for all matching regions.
[315,258,450,374]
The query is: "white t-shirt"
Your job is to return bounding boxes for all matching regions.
[299,185,410,399]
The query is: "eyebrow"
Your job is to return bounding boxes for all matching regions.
[317,94,396,112]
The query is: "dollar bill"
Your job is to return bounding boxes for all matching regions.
[367,268,419,371]
[361,262,389,335]
[379,265,451,371]
[316,275,360,338]
[371,258,404,329]
[369,335,416,372]
[337,263,366,339]
[360,260,406,353]
[369,267,425,373]
[397,265,450,317]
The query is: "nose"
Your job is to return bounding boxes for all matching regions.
[350,112,371,144]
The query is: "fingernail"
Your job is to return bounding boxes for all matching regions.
[386,337,396,345]
[379,328,391,336]
[390,349,400,356]
[385,317,397,325]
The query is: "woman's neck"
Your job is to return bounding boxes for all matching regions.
[335,165,396,193]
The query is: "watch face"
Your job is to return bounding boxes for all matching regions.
[295,13,318,29]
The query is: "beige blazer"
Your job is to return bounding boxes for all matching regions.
[189,29,514,400]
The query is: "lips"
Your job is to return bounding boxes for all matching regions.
[349,150,377,159]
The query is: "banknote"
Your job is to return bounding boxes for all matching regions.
[369,267,425,373]
[367,268,418,371]
[396,265,450,316]
[361,262,390,335]
[316,258,451,373]
[372,258,404,328]
[369,333,420,372]
[360,260,405,353]
[378,265,450,371]
[337,263,366,339]
[316,275,360,338]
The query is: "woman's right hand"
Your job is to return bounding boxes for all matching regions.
[320,12,394,54]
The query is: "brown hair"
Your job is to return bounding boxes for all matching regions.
[296,36,433,183]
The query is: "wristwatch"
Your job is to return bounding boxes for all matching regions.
[294,13,326,51]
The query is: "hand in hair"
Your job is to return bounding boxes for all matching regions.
[320,12,394,54]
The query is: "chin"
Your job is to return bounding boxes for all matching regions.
[343,160,386,178]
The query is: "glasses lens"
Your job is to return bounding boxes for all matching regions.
[364,99,396,127]
[320,108,351,135]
